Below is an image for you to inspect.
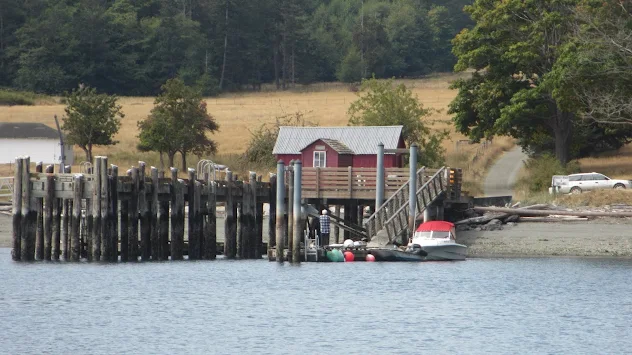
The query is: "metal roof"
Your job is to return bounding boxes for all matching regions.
[273,126,403,155]
[309,139,354,154]
[0,123,60,139]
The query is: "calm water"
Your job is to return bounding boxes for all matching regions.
[1,248,632,355]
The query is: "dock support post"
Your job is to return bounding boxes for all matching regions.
[292,161,302,263]
[333,205,340,244]
[255,175,263,259]
[129,167,140,261]
[287,161,294,253]
[268,174,277,255]
[275,161,285,263]
[151,167,160,260]
[204,173,217,260]
[224,170,237,258]
[376,142,385,211]
[21,156,35,261]
[12,157,23,261]
[35,162,44,260]
[170,168,184,260]
[408,144,418,236]
[120,170,130,262]
[61,166,70,260]
[188,168,199,260]
[110,165,118,261]
[44,165,54,261]
[91,157,102,262]
[159,171,170,260]
[71,174,83,261]
[100,157,112,262]
[139,162,151,261]
[246,172,257,258]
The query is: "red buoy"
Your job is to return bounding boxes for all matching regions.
[344,251,355,262]
[365,254,376,262]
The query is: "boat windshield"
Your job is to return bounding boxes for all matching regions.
[414,231,451,239]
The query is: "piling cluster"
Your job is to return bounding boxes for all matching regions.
[11,156,270,262]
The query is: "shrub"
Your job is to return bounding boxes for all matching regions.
[0,90,35,106]
[517,154,580,193]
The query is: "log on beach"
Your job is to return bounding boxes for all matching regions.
[473,206,632,218]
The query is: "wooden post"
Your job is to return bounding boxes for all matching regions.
[44,166,54,261]
[348,166,353,199]
[12,158,23,261]
[129,167,140,261]
[21,156,35,261]
[333,205,340,243]
[268,174,276,253]
[194,179,202,259]
[71,174,83,261]
[100,157,112,262]
[61,165,71,261]
[110,165,119,261]
[224,170,237,258]
[275,162,285,263]
[254,175,263,259]
[35,162,44,260]
[91,157,102,262]
[204,175,217,260]
[292,161,302,263]
[243,172,257,258]
[151,167,160,260]
[287,162,294,252]
[139,162,151,261]
[237,183,245,259]
[187,168,198,260]
[120,170,130,262]
[171,168,184,260]
[158,170,169,260]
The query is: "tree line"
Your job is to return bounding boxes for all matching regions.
[0,0,471,95]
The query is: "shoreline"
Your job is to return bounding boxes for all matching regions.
[2,213,632,259]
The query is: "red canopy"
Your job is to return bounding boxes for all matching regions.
[415,221,454,232]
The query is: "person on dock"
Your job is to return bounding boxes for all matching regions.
[319,209,330,247]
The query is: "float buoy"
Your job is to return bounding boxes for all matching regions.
[344,251,355,262]
[365,254,376,262]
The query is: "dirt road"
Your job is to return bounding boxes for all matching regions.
[483,146,528,197]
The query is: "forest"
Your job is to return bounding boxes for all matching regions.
[0,0,472,95]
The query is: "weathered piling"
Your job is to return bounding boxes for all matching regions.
[187,168,199,260]
[110,165,119,261]
[333,205,340,244]
[120,170,130,262]
[90,157,101,261]
[408,144,418,234]
[275,161,285,263]
[193,179,203,259]
[44,165,54,261]
[268,174,276,252]
[35,162,44,260]
[60,165,70,261]
[287,162,294,253]
[170,168,184,260]
[21,156,35,261]
[242,172,257,259]
[129,167,140,261]
[158,170,169,260]
[204,175,217,260]
[292,161,302,263]
[254,174,263,259]
[71,174,83,261]
[376,142,385,211]
[100,157,113,262]
[12,158,23,261]
[139,162,151,261]
[224,170,237,258]
[151,167,160,260]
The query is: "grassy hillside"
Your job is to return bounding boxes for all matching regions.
[0,73,512,193]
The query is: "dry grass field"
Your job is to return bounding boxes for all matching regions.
[0,72,513,194]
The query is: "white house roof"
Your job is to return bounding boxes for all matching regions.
[0,123,60,139]
[273,126,403,155]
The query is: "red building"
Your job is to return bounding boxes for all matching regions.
[272,126,406,168]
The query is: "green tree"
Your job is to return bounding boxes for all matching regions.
[137,78,219,170]
[337,47,363,83]
[348,77,446,167]
[62,85,124,163]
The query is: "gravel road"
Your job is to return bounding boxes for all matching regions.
[483,146,528,197]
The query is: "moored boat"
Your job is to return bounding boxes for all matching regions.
[369,246,427,262]
[409,221,467,261]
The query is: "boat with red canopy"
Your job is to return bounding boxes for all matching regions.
[408,221,467,261]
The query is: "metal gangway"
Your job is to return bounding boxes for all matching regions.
[0,177,13,198]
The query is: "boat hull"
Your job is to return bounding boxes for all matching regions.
[369,248,426,262]
[421,244,467,261]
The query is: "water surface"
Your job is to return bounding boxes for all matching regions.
[1,248,631,354]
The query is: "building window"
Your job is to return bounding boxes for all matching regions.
[313,151,326,167]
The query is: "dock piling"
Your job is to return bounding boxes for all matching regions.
[292,160,302,263]
[275,161,285,263]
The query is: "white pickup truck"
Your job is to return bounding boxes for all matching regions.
[549,173,632,194]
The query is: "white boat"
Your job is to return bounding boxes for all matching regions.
[408,221,467,261]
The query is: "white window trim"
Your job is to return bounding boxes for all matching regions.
[313,151,326,167]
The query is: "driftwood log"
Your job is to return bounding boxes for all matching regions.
[473,206,632,218]
[456,204,553,225]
